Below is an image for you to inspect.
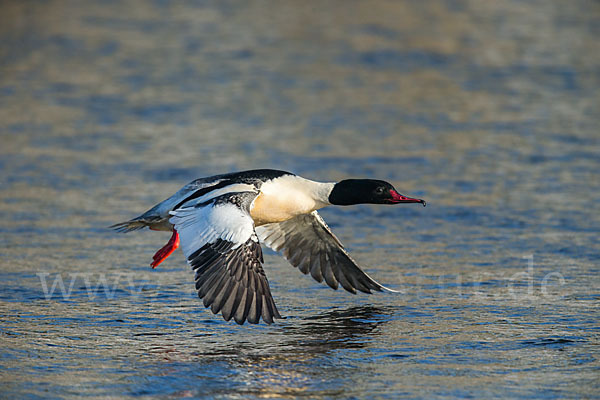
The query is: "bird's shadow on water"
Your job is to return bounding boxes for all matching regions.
[189,304,394,364]
[128,307,394,397]
[193,306,393,396]
[136,305,392,363]
[276,304,392,350]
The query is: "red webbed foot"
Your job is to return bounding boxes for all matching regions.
[151,230,180,269]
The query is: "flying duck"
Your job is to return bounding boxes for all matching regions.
[112,169,425,325]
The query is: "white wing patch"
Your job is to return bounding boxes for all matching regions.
[169,202,255,259]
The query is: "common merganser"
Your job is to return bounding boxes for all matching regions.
[112,169,426,325]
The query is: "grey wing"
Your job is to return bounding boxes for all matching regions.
[256,211,397,294]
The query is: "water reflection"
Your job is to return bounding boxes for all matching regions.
[115,306,392,397]
[134,306,390,361]
[282,305,390,349]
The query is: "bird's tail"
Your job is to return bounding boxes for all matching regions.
[109,216,162,232]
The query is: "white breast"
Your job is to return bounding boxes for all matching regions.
[250,175,334,226]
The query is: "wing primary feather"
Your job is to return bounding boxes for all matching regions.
[233,286,249,325]
[196,265,221,291]
[228,256,243,279]
[221,281,241,321]
[199,264,227,301]
[309,251,324,282]
[250,267,265,324]
[193,252,223,279]
[347,272,372,294]
[261,294,274,324]
[211,275,235,315]
[241,279,255,324]
[289,250,309,274]
[332,261,357,294]
[191,251,221,270]
[322,252,339,290]
[297,258,310,275]
[246,264,257,292]
[202,269,229,308]
[246,291,259,324]
[257,276,275,324]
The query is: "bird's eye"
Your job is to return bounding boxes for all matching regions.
[375,187,385,194]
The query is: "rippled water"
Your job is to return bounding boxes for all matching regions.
[1,0,599,398]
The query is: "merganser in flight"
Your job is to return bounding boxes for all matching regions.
[112,169,425,325]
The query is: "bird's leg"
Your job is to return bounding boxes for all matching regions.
[151,229,180,269]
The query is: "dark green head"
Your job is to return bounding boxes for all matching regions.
[328,179,426,206]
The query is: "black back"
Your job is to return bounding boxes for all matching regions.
[174,169,293,210]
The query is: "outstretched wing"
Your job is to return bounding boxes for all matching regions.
[169,192,281,324]
[256,211,396,294]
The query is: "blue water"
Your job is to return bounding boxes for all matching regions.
[1,0,599,398]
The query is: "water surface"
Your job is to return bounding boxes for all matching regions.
[1,0,599,398]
